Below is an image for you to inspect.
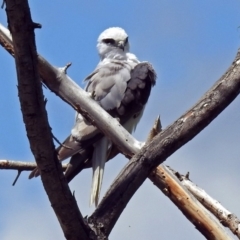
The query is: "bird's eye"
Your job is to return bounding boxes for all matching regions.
[103,38,115,45]
[125,37,128,44]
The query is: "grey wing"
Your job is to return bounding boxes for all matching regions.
[107,61,156,125]
[64,62,156,182]
[29,61,156,180]
[29,60,133,179]
[64,61,132,156]
[63,61,133,181]
[86,61,132,110]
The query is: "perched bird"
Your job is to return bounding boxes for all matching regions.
[29,27,156,206]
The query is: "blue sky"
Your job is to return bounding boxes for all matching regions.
[0,1,240,239]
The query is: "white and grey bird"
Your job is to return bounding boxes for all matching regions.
[29,27,156,206]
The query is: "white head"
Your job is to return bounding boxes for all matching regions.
[97,27,130,59]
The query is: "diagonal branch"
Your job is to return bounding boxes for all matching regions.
[90,49,240,235]
[4,1,91,239]
[149,165,232,240]
[145,118,232,239]
[177,171,240,239]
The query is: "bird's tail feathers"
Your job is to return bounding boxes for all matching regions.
[90,137,109,207]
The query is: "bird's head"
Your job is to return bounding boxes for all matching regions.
[97,27,130,59]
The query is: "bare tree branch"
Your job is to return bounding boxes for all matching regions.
[90,49,240,235]
[4,1,91,239]
[149,165,232,240]
[176,172,240,239]
[145,117,232,239]
[0,160,36,170]
[0,160,68,170]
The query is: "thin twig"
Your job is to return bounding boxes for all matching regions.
[1,0,5,9]
[12,170,22,186]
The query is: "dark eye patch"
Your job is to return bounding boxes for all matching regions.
[125,37,128,44]
[103,38,115,45]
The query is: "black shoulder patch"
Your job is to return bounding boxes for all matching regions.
[108,62,156,124]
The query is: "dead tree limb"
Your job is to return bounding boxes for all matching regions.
[149,165,232,240]
[176,172,240,239]
[0,160,68,171]
[0,160,37,170]
[145,117,232,239]
[4,1,91,239]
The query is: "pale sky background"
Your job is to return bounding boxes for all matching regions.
[0,1,240,240]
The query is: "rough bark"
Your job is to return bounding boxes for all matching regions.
[4,1,91,239]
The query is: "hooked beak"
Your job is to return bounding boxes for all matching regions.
[117,41,125,51]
